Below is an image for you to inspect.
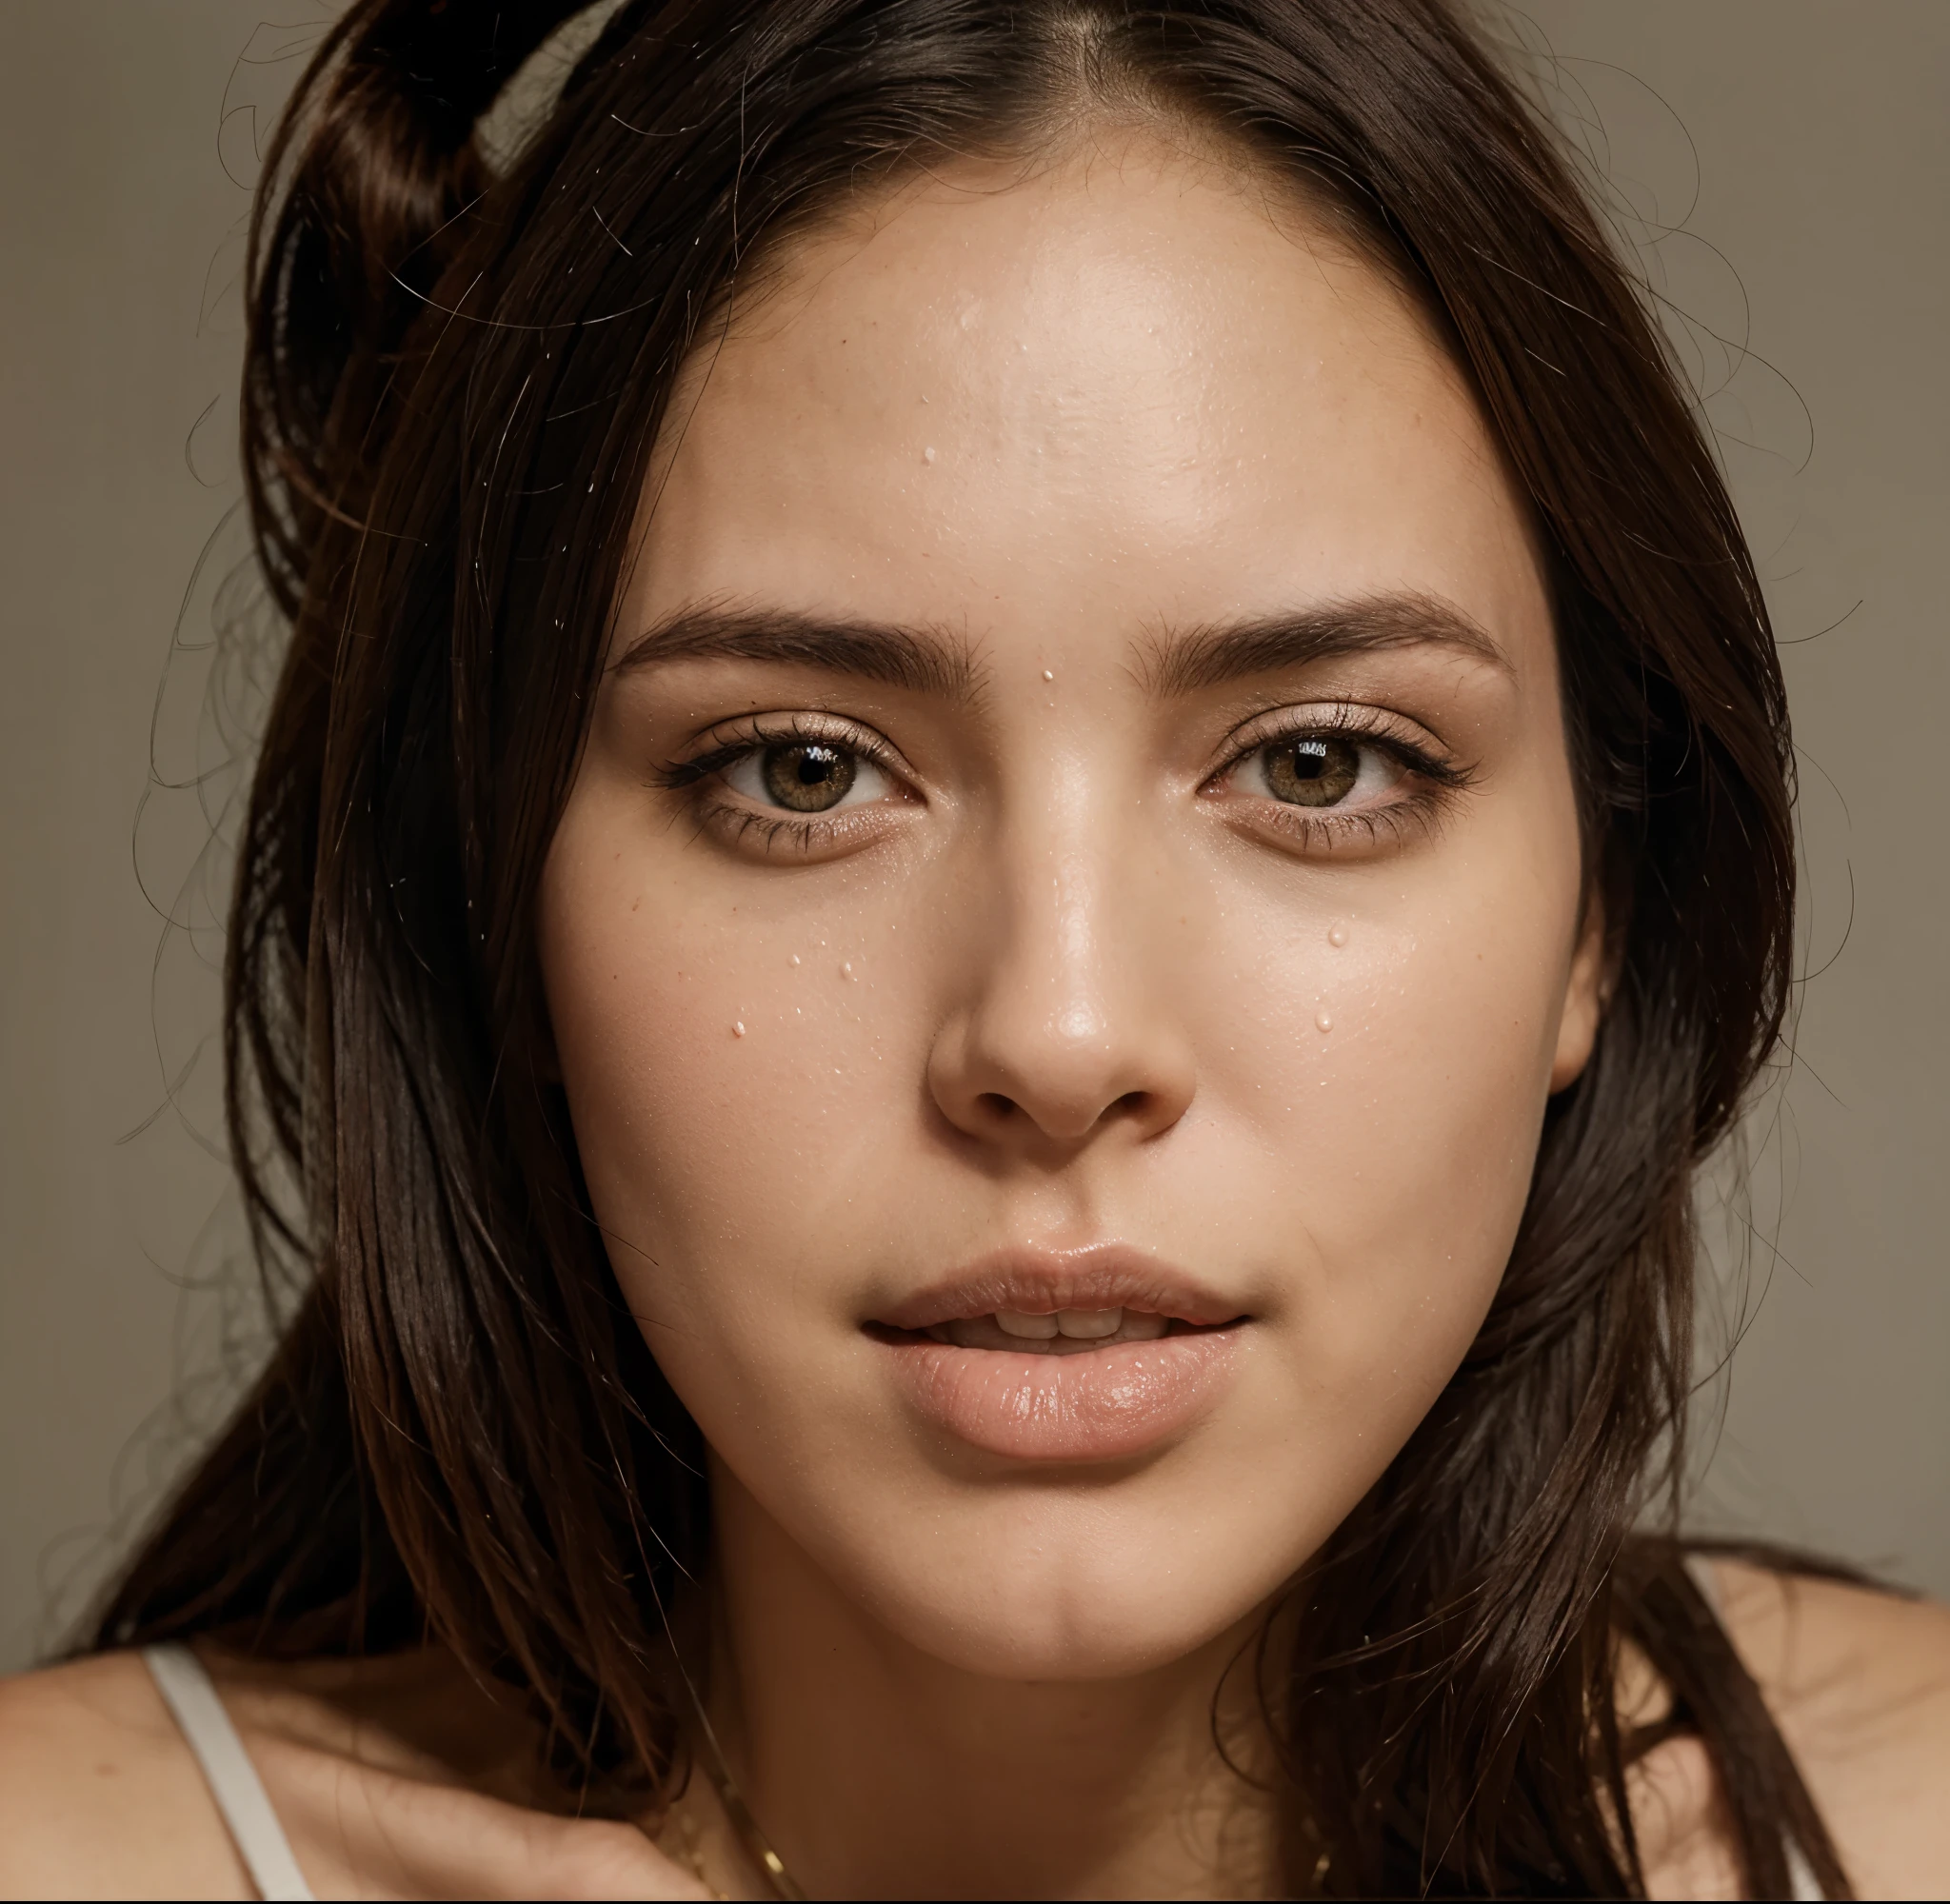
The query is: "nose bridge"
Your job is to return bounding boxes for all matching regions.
[1042,815,1111,1046]
[930,760,1194,1148]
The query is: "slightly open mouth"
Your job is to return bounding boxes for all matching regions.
[868,1308,1244,1356]
[868,1302,1250,1459]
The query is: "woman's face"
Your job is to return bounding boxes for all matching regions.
[541,135,1602,1679]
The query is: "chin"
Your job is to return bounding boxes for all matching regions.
[807,1479,1302,1682]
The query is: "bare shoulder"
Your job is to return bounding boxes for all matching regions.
[1714,1557,1950,1900]
[0,1651,250,1899]
[0,1643,708,1901]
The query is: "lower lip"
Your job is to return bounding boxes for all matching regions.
[879,1330,1242,1462]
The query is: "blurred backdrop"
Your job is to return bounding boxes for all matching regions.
[2,2,1945,1672]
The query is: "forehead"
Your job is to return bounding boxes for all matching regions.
[633,135,1547,658]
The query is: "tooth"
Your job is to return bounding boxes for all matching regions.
[1055,1307,1123,1339]
[1122,1311,1168,1340]
[995,1309,1060,1339]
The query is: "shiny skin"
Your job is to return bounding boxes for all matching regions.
[543,136,1600,1690]
[536,133,1602,1892]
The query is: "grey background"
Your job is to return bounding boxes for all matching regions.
[2,3,1944,1674]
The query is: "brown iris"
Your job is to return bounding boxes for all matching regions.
[762,741,857,812]
[1263,736,1360,806]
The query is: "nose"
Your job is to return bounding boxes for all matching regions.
[926,808,1197,1156]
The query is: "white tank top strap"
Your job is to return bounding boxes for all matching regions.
[1680,1555,1822,1903]
[142,1643,314,1902]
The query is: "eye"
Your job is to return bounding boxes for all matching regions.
[723,739,891,814]
[1233,734,1403,808]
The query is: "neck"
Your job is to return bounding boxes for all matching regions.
[703,1464,1281,1900]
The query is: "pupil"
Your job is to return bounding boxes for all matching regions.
[764,742,857,813]
[1264,736,1359,807]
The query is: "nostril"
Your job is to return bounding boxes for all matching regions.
[977,1091,1019,1121]
[1112,1090,1148,1117]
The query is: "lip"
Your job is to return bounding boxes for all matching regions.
[873,1243,1245,1331]
[871,1245,1248,1462]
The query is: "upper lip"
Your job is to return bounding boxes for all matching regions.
[872,1243,1246,1332]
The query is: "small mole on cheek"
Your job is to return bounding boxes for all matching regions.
[1328,922,1349,948]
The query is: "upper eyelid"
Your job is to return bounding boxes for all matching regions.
[1220,700,1440,748]
[674,711,914,782]
[702,710,888,750]
[1213,704,1457,779]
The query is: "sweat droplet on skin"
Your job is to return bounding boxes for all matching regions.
[842,962,855,980]
[923,446,937,465]
[733,1021,746,1038]
[1316,1011,1333,1033]
[1328,922,1349,947]
[789,954,801,966]
[1042,669,1055,682]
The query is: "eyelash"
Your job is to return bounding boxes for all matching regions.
[652,706,1470,856]
[650,713,905,856]
[1207,704,1470,852]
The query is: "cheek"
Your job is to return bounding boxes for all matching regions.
[537,784,905,1338]
[540,794,743,1309]
[1195,822,1578,1434]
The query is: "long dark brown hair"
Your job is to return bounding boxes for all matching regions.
[93,1,1849,1894]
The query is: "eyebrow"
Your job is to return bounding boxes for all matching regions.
[1140,592,1512,697]
[610,590,1508,702]
[611,605,981,703]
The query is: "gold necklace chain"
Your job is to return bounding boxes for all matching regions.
[693,1741,805,1900]
[668,1802,725,1900]
[647,1730,805,1901]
